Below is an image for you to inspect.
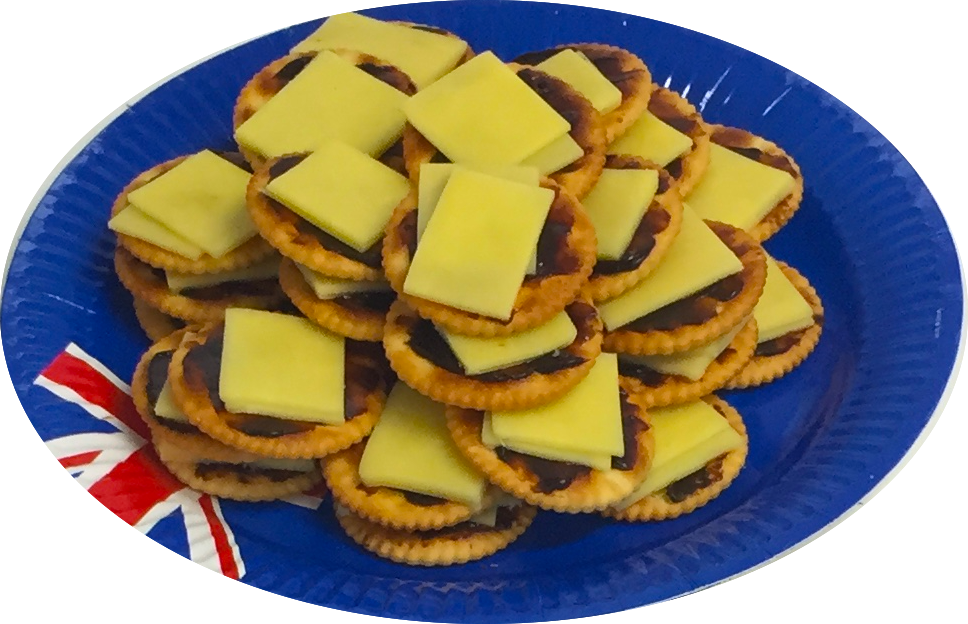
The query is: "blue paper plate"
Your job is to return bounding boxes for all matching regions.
[1,1,962,622]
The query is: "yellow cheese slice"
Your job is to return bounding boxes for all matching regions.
[417,163,540,273]
[519,132,585,175]
[165,256,280,293]
[686,143,797,230]
[125,151,255,258]
[358,383,486,507]
[754,256,815,343]
[608,110,693,167]
[490,353,624,459]
[404,169,554,320]
[441,311,577,375]
[535,49,622,114]
[598,205,744,330]
[219,309,345,424]
[404,52,571,166]
[291,12,468,90]
[417,163,539,239]
[616,401,743,508]
[621,319,746,381]
[235,50,409,159]
[294,263,390,300]
[481,413,613,470]
[108,205,204,260]
[154,381,188,422]
[265,141,411,252]
[582,168,660,260]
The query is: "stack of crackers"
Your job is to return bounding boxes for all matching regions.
[110,12,823,566]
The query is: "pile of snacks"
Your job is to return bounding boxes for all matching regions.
[111,12,823,566]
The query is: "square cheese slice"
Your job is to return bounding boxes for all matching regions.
[219,309,345,424]
[404,169,554,320]
[404,52,570,166]
[598,205,744,330]
[265,141,411,252]
[291,12,468,90]
[125,151,255,258]
[235,50,409,159]
[165,256,280,293]
[686,143,797,230]
[616,401,743,508]
[535,49,622,114]
[621,319,745,381]
[417,163,541,274]
[489,353,625,459]
[582,168,660,260]
[295,263,390,300]
[441,311,577,375]
[754,256,815,343]
[108,205,204,260]
[519,132,585,175]
[608,110,693,167]
[481,414,613,470]
[358,384,486,507]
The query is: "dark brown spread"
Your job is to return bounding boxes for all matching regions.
[494,389,642,493]
[378,139,407,176]
[195,462,310,483]
[273,55,314,87]
[617,359,667,387]
[331,291,396,315]
[711,127,797,176]
[612,390,647,470]
[181,326,390,437]
[594,207,671,275]
[620,274,746,332]
[264,155,383,268]
[648,96,699,135]
[412,506,516,539]
[514,67,591,175]
[401,491,447,507]
[213,151,254,174]
[754,313,821,357]
[532,193,580,277]
[146,351,200,434]
[497,447,591,494]
[271,53,416,96]
[405,302,596,382]
[513,46,643,99]
[665,456,725,503]
[179,278,279,301]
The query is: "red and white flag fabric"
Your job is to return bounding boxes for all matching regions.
[34,343,324,579]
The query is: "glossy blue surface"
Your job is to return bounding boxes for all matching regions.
[1,1,962,621]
